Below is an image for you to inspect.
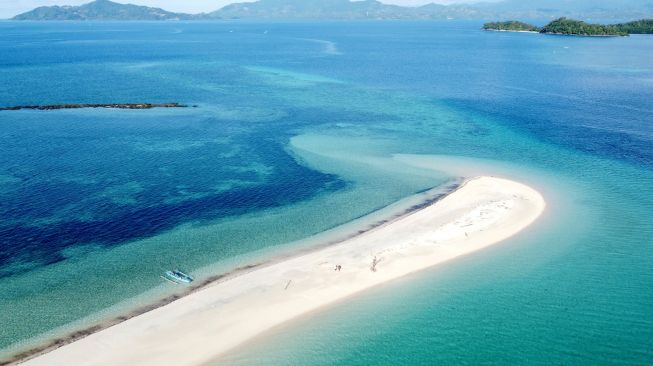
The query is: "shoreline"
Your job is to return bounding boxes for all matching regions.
[15,176,546,366]
[2,180,462,365]
[484,28,627,37]
[483,29,539,34]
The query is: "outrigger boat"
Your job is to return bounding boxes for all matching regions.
[162,269,194,284]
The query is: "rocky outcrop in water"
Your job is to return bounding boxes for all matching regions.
[0,103,188,111]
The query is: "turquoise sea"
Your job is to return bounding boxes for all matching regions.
[0,21,652,364]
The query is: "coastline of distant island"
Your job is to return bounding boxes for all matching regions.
[9,0,653,22]
[483,18,653,37]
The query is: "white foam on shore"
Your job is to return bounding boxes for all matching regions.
[23,176,545,366]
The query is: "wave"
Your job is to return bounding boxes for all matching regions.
[295,38,342,56]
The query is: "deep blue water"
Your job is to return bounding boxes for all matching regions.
[0,107,354,276]
[1,21,652,364]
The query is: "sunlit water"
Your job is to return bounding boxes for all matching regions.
[0,21,651,364]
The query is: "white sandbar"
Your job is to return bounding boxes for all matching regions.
[23,176,545,366]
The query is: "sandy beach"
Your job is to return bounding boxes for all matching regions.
[21,176,545,366]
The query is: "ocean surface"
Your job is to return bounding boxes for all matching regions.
[0,21,652,365]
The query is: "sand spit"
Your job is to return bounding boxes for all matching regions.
[21,176,545,366]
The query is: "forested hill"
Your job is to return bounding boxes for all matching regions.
[11,0,653,21]
[12,0,196,20]
[540,18,628,36]
[614,19,653,34]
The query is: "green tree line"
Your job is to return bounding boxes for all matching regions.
[483,18,653,36]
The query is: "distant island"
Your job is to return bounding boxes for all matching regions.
[484,18,653,36]
[12,0,195,20]
[482,21,540,32]
[10,0,653,21]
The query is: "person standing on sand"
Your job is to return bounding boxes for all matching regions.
[371,256,379,272]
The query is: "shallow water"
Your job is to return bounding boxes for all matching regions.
[0,21,652,364]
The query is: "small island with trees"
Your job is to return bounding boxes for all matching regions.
[483,18,653,37]
[482,21,540,33]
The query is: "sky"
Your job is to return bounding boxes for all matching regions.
[0,0,486,19]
